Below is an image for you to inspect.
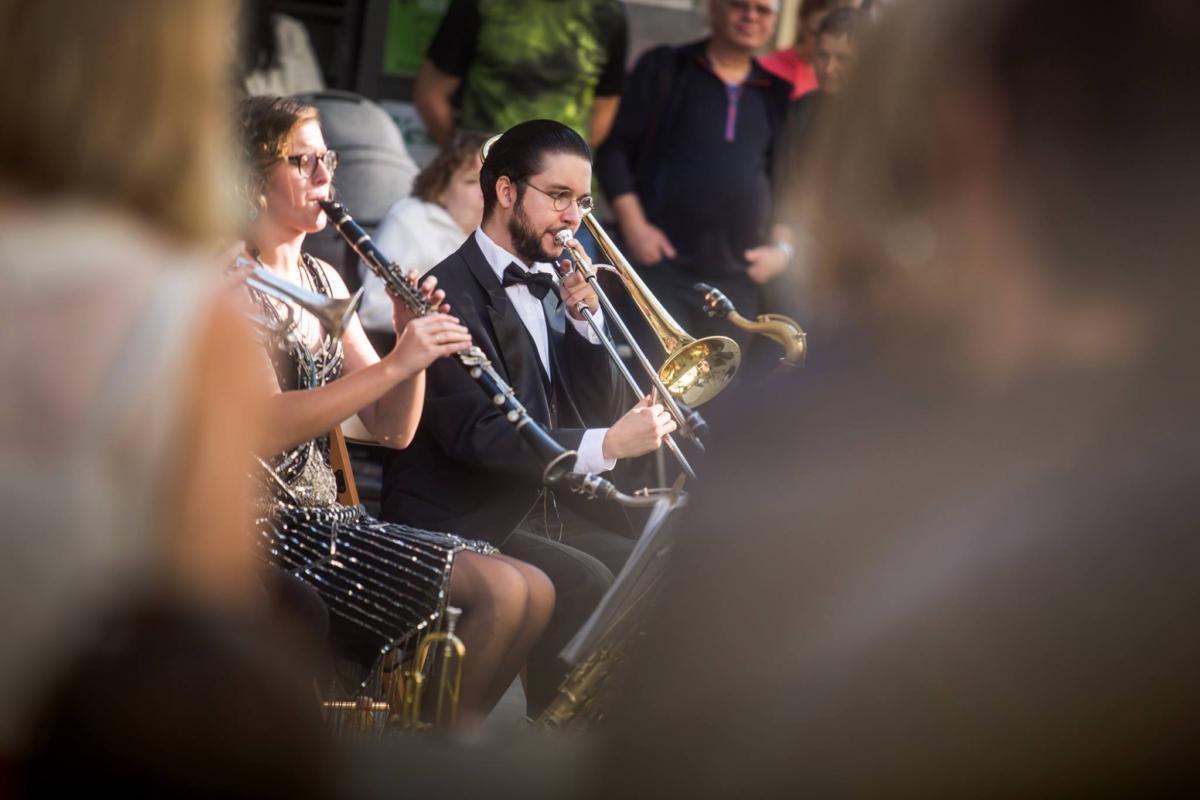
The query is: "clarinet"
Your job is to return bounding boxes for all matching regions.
[320,199,583,488]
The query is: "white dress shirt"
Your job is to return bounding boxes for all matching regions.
[474,227,616,474]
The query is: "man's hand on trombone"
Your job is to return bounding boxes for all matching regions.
[556,257,601,321]
[601,393,678,461]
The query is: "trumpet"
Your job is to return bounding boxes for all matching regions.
[239,260,364,341]
[696,283,807,370]
[324,608,465,734]
[394,606,466,728]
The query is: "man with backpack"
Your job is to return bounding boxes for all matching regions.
[594,0,792,369]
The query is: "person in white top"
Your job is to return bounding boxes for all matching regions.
[358,132,488,332]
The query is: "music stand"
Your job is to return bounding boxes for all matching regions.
[560,488,687,665]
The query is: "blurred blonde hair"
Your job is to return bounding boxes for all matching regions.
[0,0,237,244]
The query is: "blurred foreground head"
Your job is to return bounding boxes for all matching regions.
[0,0,237,242]
[799,0,1200,376]
[599,1,1200,796]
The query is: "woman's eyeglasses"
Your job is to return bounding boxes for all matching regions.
[286,150,339,178]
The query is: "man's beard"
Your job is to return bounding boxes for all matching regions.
[508,200,554,265]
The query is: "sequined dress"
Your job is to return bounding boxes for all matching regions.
[251,254,494,672]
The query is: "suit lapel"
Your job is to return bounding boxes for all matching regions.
[542,288,566,337]
[460,236,552,424]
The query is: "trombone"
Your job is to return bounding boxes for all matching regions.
[479,135,736,456]
[553,229,698,479]
[575,216,741,409]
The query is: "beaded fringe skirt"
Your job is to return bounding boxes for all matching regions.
[255,501,495,679]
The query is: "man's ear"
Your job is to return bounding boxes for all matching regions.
[496,176,517,210]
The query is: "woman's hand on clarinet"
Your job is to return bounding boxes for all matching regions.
[386,312,471,375]
[391,271,450,332]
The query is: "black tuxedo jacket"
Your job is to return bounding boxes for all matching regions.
[380,234,630,543]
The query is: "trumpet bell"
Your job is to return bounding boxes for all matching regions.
[245,266,364,341]
[659,335,741,406]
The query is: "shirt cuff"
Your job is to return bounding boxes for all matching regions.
[568,307,606,344]
[574,428,616,474]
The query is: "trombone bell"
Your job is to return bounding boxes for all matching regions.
[484,132,740,406]
[580,215,740,407]
[658,335,741,407]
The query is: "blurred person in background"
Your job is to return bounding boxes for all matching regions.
[0,0,328,793]
[858,0,896,21]
[595,0,793,379]
[238,96,553,730]
[239,0,326,97]
[758,0,849,100]
[413,0,628,147]
[772,7,867,233]
[807,7,865,101]
[596,0,1200,795]
[358,132,487,336]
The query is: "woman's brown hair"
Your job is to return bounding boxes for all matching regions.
[412,132,488,205]
[0,0,237,243]
[237,95,321,216]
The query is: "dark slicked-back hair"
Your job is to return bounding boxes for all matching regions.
[480,119,591,221]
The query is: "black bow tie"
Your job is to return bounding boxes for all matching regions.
[502,263,557,302]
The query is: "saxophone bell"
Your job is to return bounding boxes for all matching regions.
[696,282,807,369]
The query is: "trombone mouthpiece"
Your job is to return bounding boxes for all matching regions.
[554,229,573,247]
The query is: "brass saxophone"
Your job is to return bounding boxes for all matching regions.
[696,283,807,370]
[537,643,633,730]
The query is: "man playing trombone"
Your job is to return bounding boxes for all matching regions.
[379,119,676,714]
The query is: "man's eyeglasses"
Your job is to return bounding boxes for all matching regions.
[522,181,594,215]
[727,0,777,18]
[286,150,339,178]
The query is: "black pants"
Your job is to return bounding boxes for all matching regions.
[258,565,333,686]
[500,494,635,715]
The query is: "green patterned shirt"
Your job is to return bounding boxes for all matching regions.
[426,0,628,138]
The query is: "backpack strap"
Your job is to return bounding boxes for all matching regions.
[633,44,692,186]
